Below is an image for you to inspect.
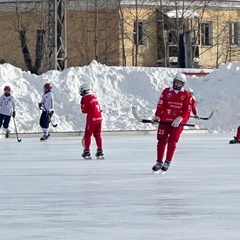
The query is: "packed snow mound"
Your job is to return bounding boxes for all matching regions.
[0,61,239,133]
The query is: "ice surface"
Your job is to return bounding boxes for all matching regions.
[0,133,239,240]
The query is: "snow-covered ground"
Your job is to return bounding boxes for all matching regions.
[0,133,239,240]
[1,61,240,134]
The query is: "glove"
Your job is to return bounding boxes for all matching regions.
[151,116,160,124]
[194,114,200,119]
[171,116,183,128]
[12,111,16,118]
[38,102,43,110]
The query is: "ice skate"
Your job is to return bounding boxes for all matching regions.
[229,137,240,144]
[152,162,163,173]
[161,161,171,172]
[95,149,104,159]
[5,129,10,138]
[82,150,91,159]
[40,135,48,141]
[40,134,50,141]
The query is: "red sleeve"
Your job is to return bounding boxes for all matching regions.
[180,90,191,122]
[191,97,198,115]
[154,88,168,117]
[81,96,89,114]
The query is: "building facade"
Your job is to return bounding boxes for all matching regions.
[0,0,240,71]
[121,0,240,68]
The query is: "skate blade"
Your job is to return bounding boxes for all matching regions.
[152,170,166,175]
[96,156,104,160]
[40,137,50,141]
[83,156,92,160]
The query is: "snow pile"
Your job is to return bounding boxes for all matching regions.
[0,60,239,133]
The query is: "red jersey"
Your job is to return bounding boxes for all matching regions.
[190,96,197,115]
[81,93,102,124]
[154,87,191,123]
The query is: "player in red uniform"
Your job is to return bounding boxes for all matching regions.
[79,83,104,159]
[151,72,191,172]
[189,88,199,119]
[229,127,240,144]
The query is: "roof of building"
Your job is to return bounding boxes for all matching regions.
[1,0,240,11]
[0,0,118,11]
[120,0,240,10]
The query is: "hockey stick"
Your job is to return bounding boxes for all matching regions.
[39,105,58,127]
[13,118,22,142]
[51,120,58,128]
[132,106,195,127]
[190,111,214,120]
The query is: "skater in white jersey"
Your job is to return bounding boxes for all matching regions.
[38,83,54,141]
[0,86,16,138]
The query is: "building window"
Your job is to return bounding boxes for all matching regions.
[201,22,213,46]
[229,22,240,45]
[134,21,146,45]
[166,30,178,45]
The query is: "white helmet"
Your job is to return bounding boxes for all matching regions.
[188,88,194,93]
[174,72,186,83]
[173,72,186,90]
[79,83,90,96]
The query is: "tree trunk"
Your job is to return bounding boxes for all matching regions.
[19,29,34,73]
[34,29,45,75]
[117,0,127,66]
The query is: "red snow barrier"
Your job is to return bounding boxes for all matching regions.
[183,70,211,77]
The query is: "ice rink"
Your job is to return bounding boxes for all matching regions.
[0,132,240,240]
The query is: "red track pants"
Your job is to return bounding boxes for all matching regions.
[83,123,102,151]
[156,123,184,163]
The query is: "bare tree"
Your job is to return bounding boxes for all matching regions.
[157,0,167,67]
[153,0,213,68]
[13,0,47,74]
[67,0,119,66]
[209,8,240,68]
[118,0,158,66]
[117,0,127,66]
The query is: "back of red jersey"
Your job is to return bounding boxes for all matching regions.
[81,94,102,124]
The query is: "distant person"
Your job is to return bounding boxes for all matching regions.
[79,83,104,159]
[229,128,240,144]
[38,83,54,141]
[151,72,191,173]
[0,85,16,138]
[189,88,199,119]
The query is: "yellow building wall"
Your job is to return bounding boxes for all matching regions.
[1,6,240,70]
[0,12,40,70]
[67,10,120,67]
[0,9,120,72]
[197,10,240,68]
[121,7,240,68]
[121,8,158,67]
